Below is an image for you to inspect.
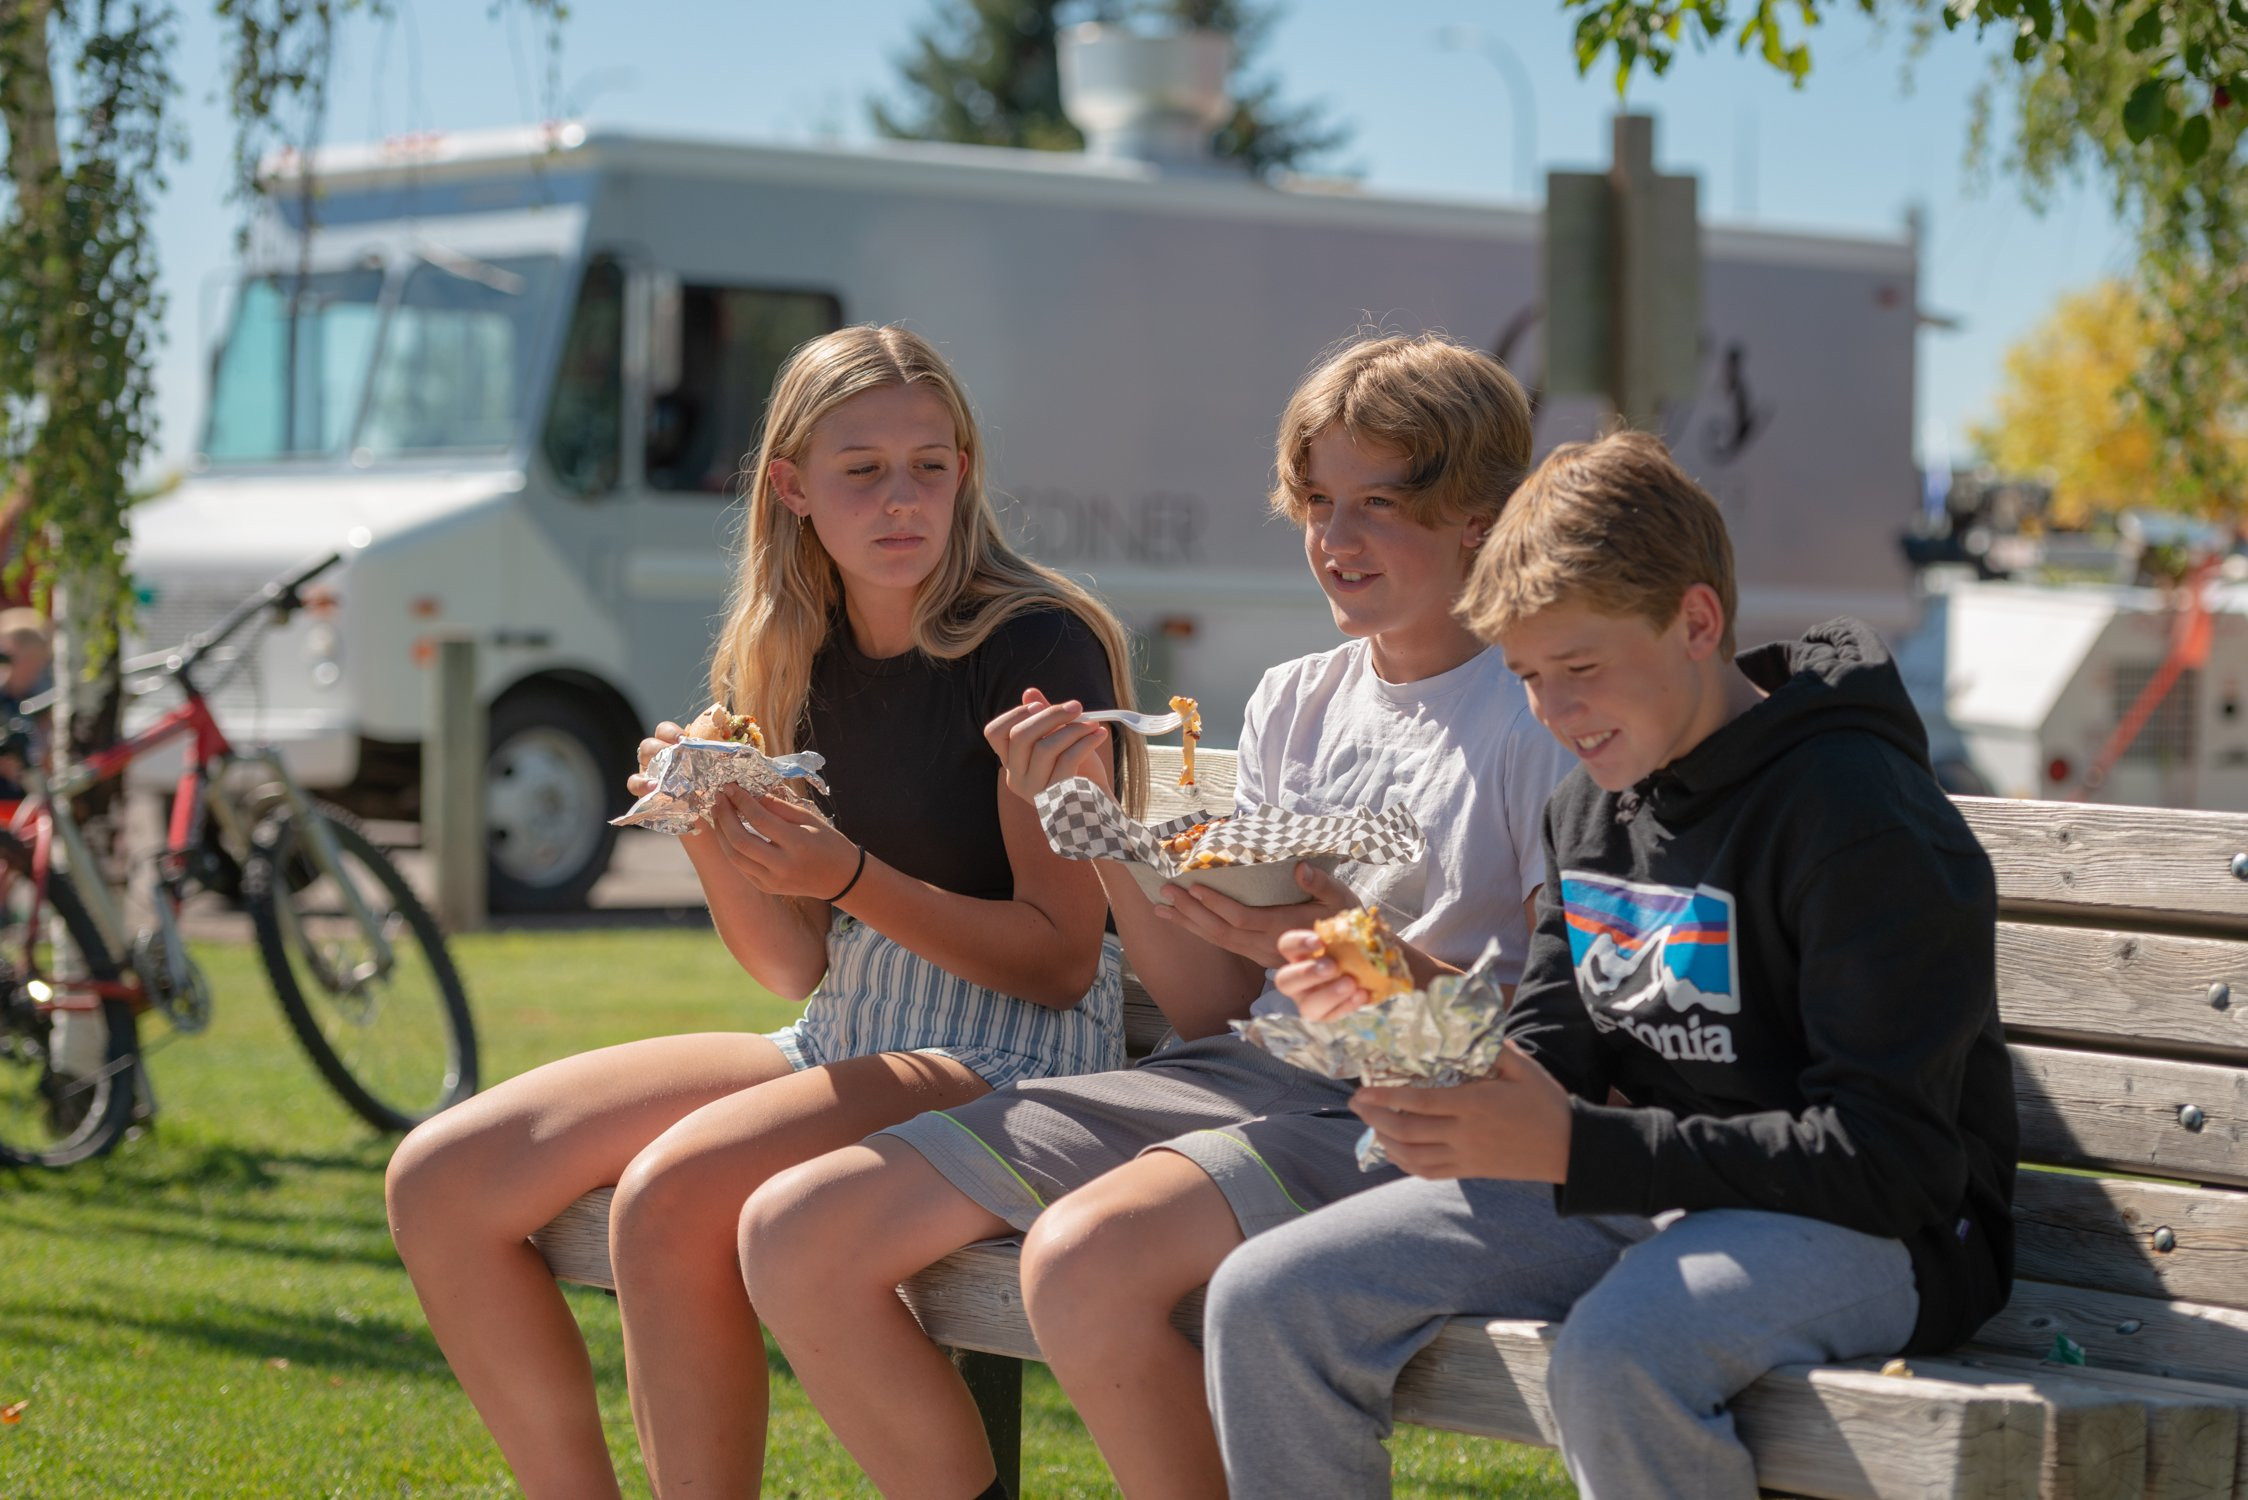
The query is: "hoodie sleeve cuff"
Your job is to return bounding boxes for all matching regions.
[1557,1098,1660,1218]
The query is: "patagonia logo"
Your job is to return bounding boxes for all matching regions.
[1561,870,1743,1064]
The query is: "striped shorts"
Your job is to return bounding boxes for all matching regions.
[764,911,1125,1091]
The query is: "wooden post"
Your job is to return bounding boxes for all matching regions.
[955,1349,1021,1497]
[422,633,486,932]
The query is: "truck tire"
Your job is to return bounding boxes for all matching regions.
[485,689,625,912]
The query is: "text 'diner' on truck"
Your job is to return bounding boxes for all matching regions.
[130,47,1924,910]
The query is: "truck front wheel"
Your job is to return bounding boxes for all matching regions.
[485,690,624,912]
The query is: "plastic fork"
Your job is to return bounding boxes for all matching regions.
[1079,707,1185,735]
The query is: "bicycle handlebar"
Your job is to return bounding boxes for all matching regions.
[15,551,346,716]
[176,550,345,678]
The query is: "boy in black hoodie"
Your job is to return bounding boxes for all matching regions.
[1201,432,2015,1499]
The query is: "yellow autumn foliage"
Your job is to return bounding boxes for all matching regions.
[1969,281,2157,529]
[1972,280,2248,527]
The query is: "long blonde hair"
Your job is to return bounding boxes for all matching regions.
[710,324,1148,814]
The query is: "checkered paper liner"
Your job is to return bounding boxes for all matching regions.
[1232,940,1508,1170]
[1033,776,1425,876]
[612,738,830,836]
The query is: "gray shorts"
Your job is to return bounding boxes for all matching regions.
[878,1033,1396,1238]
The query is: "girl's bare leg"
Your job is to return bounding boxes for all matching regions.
[612,1051,990,1498]
[1020,1152,1245,1500]
[385,1032,794,1499]
[743,1139,1017,1499]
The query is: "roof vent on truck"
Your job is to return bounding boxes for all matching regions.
[1057,24,1239,173]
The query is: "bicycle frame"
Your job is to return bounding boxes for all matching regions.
[11,654,398,1011]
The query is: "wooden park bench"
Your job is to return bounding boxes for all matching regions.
[534,745,2248,1498]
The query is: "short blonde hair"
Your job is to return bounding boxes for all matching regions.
[1459,431,1738,655]
[1270,333,1533,528]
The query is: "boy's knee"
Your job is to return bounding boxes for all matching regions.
[1019,1197,1110,1319]
[736,1157,842,1301]
[1547,1288,1687,1427]
[1020,1196,1169,1348]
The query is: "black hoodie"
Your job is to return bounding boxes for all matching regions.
[1505,619,2016,1354]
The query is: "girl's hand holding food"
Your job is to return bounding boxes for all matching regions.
[983,686,1111,803]
[627,719,689,800]
[710,784,865,902]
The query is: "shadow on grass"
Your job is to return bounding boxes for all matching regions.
[0,1292,454,1378]
[2,1133,393,1195]
[4,1199,404,1272]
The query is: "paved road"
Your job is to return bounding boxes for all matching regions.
[161,821,707,940]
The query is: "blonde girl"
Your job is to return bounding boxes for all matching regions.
[386,324,1143,1499]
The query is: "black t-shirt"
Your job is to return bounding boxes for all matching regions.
[800,606,1119,901]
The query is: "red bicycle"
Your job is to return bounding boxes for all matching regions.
[0,553,477,1167]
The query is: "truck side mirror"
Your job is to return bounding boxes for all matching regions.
[648,270,683,397]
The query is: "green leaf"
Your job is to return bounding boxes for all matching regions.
[2022,0,2053,38]
[2066,2,2097,42]
[2124,5,2162,53]
[2014,28,2037,62]
[2186,42,2207,77]
[2123,77,2167,141]
[2177,112,2212,164]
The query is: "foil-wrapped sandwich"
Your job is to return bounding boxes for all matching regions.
[1233,939,1509,1170]
[613,705,829,836]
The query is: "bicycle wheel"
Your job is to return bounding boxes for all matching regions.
[0,840,141,1168]
[244,804,478,1132]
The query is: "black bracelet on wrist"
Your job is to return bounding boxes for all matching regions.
[825,842,869,905]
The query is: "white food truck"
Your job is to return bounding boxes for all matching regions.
[130,76,1924,909]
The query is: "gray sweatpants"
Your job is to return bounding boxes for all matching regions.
[1203,1175,1920,1500]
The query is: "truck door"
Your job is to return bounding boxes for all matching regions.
[616,274,843,724]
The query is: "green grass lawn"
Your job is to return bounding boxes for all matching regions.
[0,925,1573,1498]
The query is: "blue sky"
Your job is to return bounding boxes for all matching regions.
[142,0,2133,476]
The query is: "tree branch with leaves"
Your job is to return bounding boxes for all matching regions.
[0,0,563,793]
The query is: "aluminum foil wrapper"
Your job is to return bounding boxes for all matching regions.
[611,738,830,836]
[1231,941,1508,1170]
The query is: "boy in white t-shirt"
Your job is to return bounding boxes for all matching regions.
[741,333,1568,1500]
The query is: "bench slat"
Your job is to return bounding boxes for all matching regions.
[2016,1174,2248,1315]
[2015,1045,2248,1189]
[1954,1354,2248,1500]
[1974,1280,2248,1390]
[900,1243,2158,1500]
[1399,1321,2146,1500]
[534,1186,615,1289]
[1119,976,1174,1058]
[1956,799,2248,935]
[1999,925,2248,1064]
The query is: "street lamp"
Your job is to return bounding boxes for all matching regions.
[1436,25,1538,201]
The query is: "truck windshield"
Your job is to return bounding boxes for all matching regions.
[200,253,560,463]
[203,267,384,461]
